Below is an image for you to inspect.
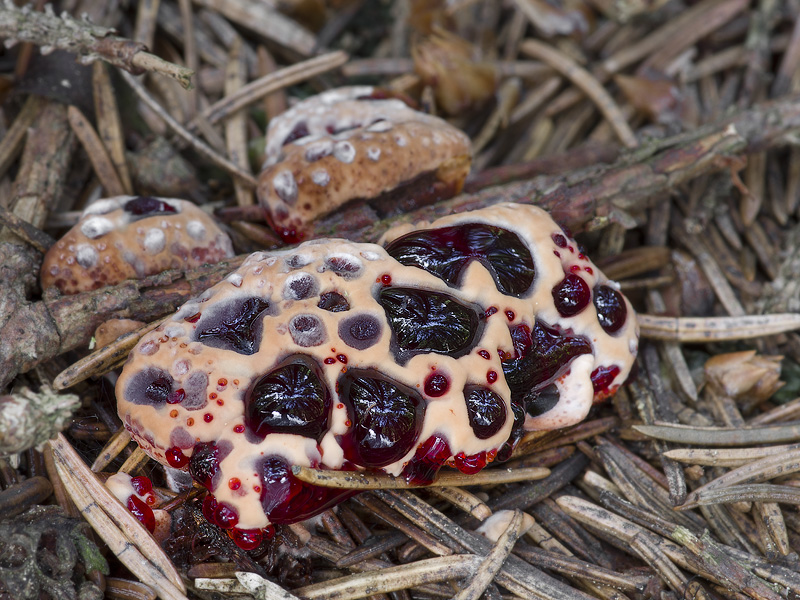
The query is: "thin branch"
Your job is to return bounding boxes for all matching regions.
[0,2,195,88]
[120,70,257,188]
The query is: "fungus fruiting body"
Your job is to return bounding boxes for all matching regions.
[116,203,638,548]
[41,196,234,294]
[257,86,472,243]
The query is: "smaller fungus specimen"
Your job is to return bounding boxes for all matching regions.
[257,86,472,243]
[116,203,638,549]
[41,196,234,294]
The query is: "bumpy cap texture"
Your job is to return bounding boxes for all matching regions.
[257,86,472,242]
[116,203,638,533]
[41,196,234,294]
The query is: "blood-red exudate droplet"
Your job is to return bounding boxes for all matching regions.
[424,372,449,397]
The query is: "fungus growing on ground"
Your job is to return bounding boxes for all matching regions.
[257,86,472,243]
[41,196,234,294]
[116,203,638,549]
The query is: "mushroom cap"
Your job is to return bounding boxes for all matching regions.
[116,203,638,532]
[41,196,234,294]
[258,86,471,241]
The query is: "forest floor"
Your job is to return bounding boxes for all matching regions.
[2,1,800,599]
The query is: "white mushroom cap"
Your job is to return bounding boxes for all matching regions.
[41,196,234,294]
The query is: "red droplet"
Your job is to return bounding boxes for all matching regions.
[167,389,185,404]
[487,370,498,384]
[218,378,228,386]
[424,372,450,397]
[505,310,515,321]
[484,306,498,318]
[215,502,239,529]
[337,354,348,364]
[233,424,245,434]
[454,451,488,474]
[216,398,225,406]
[209,392,217,400]
[552,233,567,248]
[184,312,201,323]
[381,273,392,285]
[229,477,241,491]
[127,495,155,532]
[591,365,621,395]
[324,357,336,364]
[202,493,217,523]
[229,527,263,551]
[402,435,451,485]
[203,413,214,423]
[553,250,560,257]
[278,227,303,244]
[552,273,591,317]
[166,446,188,468]
[130,475,153,496]
[584,266,593,275]
[478,349,491,360]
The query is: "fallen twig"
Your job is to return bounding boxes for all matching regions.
[0,2,194,88]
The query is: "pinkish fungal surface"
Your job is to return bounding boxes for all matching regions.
[257,86,472,243]
[116,203,638,548]
[41,196,234,294]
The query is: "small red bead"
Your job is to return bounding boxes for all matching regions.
[229,477,241,490]
[229,527,263,551]
[166,389,185,404]
[204,413,213,423]
[127,495,155,533]
[130,475,153,496]
[424,372,450,397]
[233,424,245,434]
[487,370,498,384]
[215,503,239,529]
[165,446,189,468]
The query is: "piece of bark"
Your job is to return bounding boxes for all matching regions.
[2,101,75,240]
